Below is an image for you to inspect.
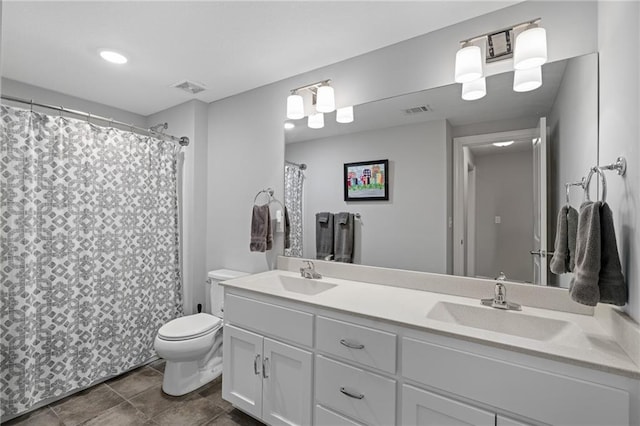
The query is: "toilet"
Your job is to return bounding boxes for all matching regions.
[154,269,248,396]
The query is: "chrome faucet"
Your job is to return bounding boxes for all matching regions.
[300,261,322,279]
[481,272,521,311]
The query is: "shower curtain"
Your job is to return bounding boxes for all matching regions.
[284,164,305,257]
[0,105,183,417]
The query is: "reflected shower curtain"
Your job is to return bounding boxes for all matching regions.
[284,165,304,257]
[0,105,183,417]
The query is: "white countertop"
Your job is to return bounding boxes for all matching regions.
[221,269,640,379]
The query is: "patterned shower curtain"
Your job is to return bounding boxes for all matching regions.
[0,105,183,417]
[284,164,305,257]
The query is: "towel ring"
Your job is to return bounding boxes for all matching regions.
[565,180,584,206]
[584,166,607,202]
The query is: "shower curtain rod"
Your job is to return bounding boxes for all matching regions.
[285,160,307,170]
[1,94,190,146]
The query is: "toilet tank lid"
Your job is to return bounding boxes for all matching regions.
[208,269,250,281]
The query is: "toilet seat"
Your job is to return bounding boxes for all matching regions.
[158,313,222,341]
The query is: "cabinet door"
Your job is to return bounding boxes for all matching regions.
[222,325,263,419]
[402,384,494,426]
[262,337,313,426]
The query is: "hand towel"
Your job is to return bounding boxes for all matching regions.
[569,201,601,306]
[250,204,272,252]
[598,203,627,306]
[316,212,334,260]
[567,206,579,272]
[334,212,354,263]
[550,206,570,274]
[284,207,291,250]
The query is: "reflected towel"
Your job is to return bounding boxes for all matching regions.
[550,206,570,274]
[250,204,272,252]
[569,202,601,306]
[316,212,334,260]
[598,203,627,306]
[334,212,354,263]
[567,206,579,271]
[284,207,291,250]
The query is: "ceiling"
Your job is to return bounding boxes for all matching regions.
[1,1,520,116]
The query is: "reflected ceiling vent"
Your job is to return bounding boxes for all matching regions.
[403,105,432,115]
[171,80,207,94]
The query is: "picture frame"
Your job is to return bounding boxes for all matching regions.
[344,159,389,201]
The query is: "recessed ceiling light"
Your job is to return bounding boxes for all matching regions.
[284,122,295,130]
[99,50,128,64]
[493,141,514,147]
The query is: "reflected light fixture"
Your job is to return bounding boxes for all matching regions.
[284,122,295,130]
[316,85,335,113]
[99,50,127,64]
[308,112,324,129]
[454,43,483,83]
[461,77,486,101]
[513,66,542,92]
[513,25,547,70]
[286,92,304,120]
[493,141,515,147]
[336,106,354,123]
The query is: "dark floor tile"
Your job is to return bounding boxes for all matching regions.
[226,409,265,426]
[2,407,63,426]
[128,383,198,418]
[151,395,224,426]
[197,377,232,412]
[79,401,150,426]
[50,384,125,426]
[106,367,163,399]
[147,360,166,374]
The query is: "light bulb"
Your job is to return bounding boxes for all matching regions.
[316,86,335,113]
[514,26,547,70]
[287,94,304,119]
[284,122,295,130]
[336,106,354,123]
[454,45,483,83]
[99,50,127,64]
[461,77,486,101]
[308,112,324,129]
[513,66,542,92]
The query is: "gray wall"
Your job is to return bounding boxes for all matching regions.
[286,120,448,273]
[597,1,640,320]
[474,150,534,282]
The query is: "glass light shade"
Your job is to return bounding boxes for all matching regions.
[513,66,542,92]
[308,112,324,129]
[461,77,486,101]
[316,86,335,113]
[336,106,354,123]
[99,50,127,64]
[454,45,483,83]
[284,122,295,130]
[514,27,547,70]
[286,94,304,119]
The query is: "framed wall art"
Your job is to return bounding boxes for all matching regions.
[344,159,389,201]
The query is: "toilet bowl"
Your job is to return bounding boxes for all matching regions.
[154,269,248,396]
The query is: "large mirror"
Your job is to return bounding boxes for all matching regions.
[284,53,598,287]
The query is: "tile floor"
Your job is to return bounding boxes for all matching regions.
[3,360,265,426]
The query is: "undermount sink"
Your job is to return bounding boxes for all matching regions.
[275,275,337,296]
[426,301,575,341]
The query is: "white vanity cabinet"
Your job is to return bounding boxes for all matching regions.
[222,295,313,426]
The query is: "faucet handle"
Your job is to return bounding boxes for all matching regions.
[495,271,506,281]
[303,260,314,269]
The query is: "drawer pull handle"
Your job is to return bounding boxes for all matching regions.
[254,354,261,375]
[340,339,365,349]
[340,387,364,400]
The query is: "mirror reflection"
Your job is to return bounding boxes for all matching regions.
[284,53,598,287]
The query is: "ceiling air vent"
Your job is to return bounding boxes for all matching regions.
[403,105,431,115]
[171,80,207,94]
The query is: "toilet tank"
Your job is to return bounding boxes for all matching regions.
[207,269,249,317]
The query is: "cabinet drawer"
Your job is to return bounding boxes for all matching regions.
[316,405,364,426]
[316,316,396,374]
[402,337,629,426]
[225,294,313,347]
[315,355,396,426]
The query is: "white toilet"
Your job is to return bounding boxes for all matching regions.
[154,269,248,396]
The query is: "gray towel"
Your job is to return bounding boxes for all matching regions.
[316,212,334,260]
[569,202,601,306]
[550,206,570,274]
[598,203,627,306]
[334,212,354,263]
[284,207,291,250]
[250,204,272,252]
[567,206,578,271]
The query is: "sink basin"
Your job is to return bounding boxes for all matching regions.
[426,301,574,341]
[275,275,337,295]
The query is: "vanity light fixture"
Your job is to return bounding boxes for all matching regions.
[316,85,335,113]
[455,19,546,100]
[493,141,515,147]
[286,93,304,119]
[308,112,324,129]
[336,106,354,124]
[99,49,128,64]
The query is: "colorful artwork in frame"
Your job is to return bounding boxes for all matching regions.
[344,159,389,201]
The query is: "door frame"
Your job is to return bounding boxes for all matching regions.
[452,128,537,277]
